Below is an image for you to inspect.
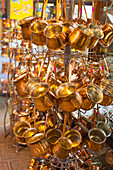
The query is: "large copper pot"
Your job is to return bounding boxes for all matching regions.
[44,23,66,50]
[69,25,93,51]
[31,82,56,112]
[18,16,37,40]
[56,82,82,112]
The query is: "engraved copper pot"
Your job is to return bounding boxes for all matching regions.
[53,137,72,159]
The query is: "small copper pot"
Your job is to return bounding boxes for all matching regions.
[99,23,113,47]
[44,23,66,50]
[53,137,72,160]
[18,16,37,40]
[56,82,82,112]
[69,25,93,51]
[13,70,29,97]
[30,20,48,46]
[31,82,56,112]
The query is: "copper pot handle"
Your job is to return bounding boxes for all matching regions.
[77,122,89,133]
[41,0,48,20]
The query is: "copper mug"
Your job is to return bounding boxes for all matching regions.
[99,23,113,47]
[31,82,56,112]
[56,82,82,112]
[18,16,37,40]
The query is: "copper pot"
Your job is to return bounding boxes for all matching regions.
[53,137,72,159]
[86,83,103,104]
[30,20,48,46]
[13,121,31,145]
[79,87,95,111]
[69,25,93,51]
[1,62,9,74]
[13,70,29,97]
[64,129,82,148]
[18,16,37,40]
[25,77,40,95]
[26,133,51,158]
[99,79,113,106]
[44,23,66,50]
[56,82,82,112]
[31,82,56,112]
[99,23,113,47]
[2,18,11,28]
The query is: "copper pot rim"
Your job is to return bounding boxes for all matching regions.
[18,16,36,26]
[97,121,112,137]
[64,129,82,142]
[23,128,37,138]
[77,25,94,37]
[56,82,76,98]
[46,128,62,137]
[26,133,44,144]
[88,128,106,144]
[44,23,64,39]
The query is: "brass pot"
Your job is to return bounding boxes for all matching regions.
[69,25,93,51]
[31,82,56,112]
[53,137,72,160]
[99,79,113,106]
[88,23,104,49]
[64,129,82,148]
[86,83,103,104]
[25,77,40,95]
[79,87,95,111]
[26,133,51,158]
[46,128,62,146]
[56,82,82,112]
[44,23,66,50]
[13,71,29,97]
[18,16,37,40]
[13,121,31,145]
[88,128,106,151]
[99,23,113,47]
[30,20,48,46]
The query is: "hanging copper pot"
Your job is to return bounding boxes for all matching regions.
[31,82,56,112]
[1,45,9,57]
[99,79,113,106]
[44,23,67,50]
[56,82,82,112]
[69,25,94,51]
[30,20,48,46]
[18,16,37,40]
[79,87,95,111]
[99,23,113,47]
[13,69,29,97]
